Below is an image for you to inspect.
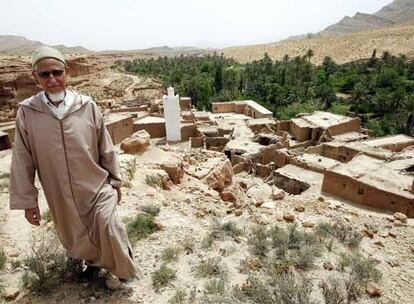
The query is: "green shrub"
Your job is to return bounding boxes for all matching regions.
[339,252,382,283]
[21,233,70,294]
[204,277,226,295]
[162,247,181,262]
[152,264,176,291]
[221,221,244,238]
[233,275,276,304]
[140,204,160,216]
[201,233,215,250]
[124,213,158,244]
[145,174,162,187]
[316,221,363,249]
[180,236,195,254]
[0,247,6,270]
[272,273,314,304]
[168,288,187,304]
[320,276,360,304]
[249,226,270,257]
[194,257,228,279]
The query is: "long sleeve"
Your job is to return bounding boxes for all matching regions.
[95,105,123,188]
[9,107,39,210]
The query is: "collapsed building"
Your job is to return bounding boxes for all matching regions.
[2,81,413,217]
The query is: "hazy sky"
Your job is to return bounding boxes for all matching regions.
[1,0,393,50]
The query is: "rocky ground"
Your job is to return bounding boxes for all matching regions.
[0,141,413,304]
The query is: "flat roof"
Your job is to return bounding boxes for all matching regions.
[275,164,324,185]
[211,113,251,120]
[332,132,369,142]
[246,118,277,126]
[329,154,414,198]
[134,116,165,124]
[363,135,414,148]
[295,111,355,129]
[104,113,132,124]
[295,153,341,172]
[212,100,273,115]
[324,141,394,160]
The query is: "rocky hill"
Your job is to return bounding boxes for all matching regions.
[222,24,414,65]
[0,35,91,55]
[320,0,414,36]
[322,13,396,36]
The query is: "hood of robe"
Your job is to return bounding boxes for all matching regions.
[19,91,93,119]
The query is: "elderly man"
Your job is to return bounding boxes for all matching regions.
[9,46,139,288]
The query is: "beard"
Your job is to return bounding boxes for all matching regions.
[47,90,66,102]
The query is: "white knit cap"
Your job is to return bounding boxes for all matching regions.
[31,46,66,69]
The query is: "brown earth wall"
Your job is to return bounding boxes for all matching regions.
[205,137,229,149]
[181,124,197,141]
[106,117,134,144]
[133,122,166,138]
[289,122,311,142]
[212,103,235,113]
[322,171,414,217]
[327,118,361,136]
[180,99,192,110]
[190,137,204,148]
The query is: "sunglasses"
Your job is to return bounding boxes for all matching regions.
[36,69,65,79]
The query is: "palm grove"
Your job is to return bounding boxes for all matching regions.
[116,50,414,137]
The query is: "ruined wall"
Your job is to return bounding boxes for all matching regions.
[106,116,133,144]
[133,122,166,138]
[180,98,192,111]
[181,124,197,141]
[289,121,311,142]
[232,103,244,114]
[322,171,414,217]
[277,120,290,132]
[328,118,361,136]
[111,106,148,113]
[205,137,230,150]
[273,171,310,195]
[190,137,204,148]
[212,102,235,113]
[321,144,358,163]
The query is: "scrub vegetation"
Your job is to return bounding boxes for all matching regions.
[152,264,177,291]
[119,50,414,137]
[124,212,158,244]
[145,174,162,187]
[0,247,6,270]
[21,233,72,294]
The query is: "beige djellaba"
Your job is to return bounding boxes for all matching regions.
[9,91,141,280]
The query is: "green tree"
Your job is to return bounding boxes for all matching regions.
[350,83,370,114]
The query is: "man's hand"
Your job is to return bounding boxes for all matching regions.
[114,187,122,203]
[25,207,41,226]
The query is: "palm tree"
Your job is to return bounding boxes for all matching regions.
[403,94,414,135]
[306,49,314,63]
[350,83,369,114]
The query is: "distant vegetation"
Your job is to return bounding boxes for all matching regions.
[118,50,414,137]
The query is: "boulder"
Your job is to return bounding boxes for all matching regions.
[161,159,184,184]
[247,183,273,203]
[283,213,296,222]
[203,159,233,191]
[393,212,408,223]
[272,186,286,200]
[366,282,382,297]
[121,130,150,154]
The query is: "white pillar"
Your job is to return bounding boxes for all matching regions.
[163,87,181,141]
